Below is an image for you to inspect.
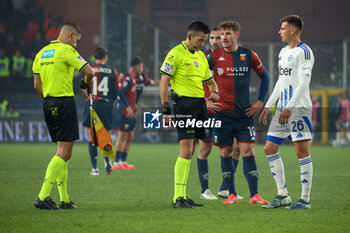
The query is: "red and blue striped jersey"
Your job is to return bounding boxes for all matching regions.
[90,63,119,103]
[207,47,266,115]
[119,72,137,117]
[136,73,151,103]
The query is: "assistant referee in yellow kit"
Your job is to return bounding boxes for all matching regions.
[32,22,95,210]
[159,21,220,208]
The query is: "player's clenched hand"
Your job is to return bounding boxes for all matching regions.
[126,106,133,118]
[206,100,222,112]
[258,107,270,125]
[208,92,220,102]
[246,100,263,118]
[279,108,292,125]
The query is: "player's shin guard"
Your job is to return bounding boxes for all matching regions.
[173,157,189,202]
[220,156,236,195]
[38,155,65,201]
[266,153,288,196]
[197,158,209,194]
[299,156,313,203]
[243,155,258,197]
[57,161,69,203]
[88,142,98,169]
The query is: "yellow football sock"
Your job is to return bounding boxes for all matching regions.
[173,157,189,202]
[38,155,65,201]
[57,161,70,203]
[183,159,191,199]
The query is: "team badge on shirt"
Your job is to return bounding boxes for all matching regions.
[194,61,199,67]
[240,54,246,61]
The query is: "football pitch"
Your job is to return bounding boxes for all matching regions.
[0,143,349,233]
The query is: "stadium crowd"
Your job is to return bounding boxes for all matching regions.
[0,0,64,93]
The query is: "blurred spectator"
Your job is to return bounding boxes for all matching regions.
[42,13,53,32]
[0,0,14,25]
[334,94,350,146]
[29,32,45,55]
[46,23,60,42]
[0,49,10,78]
[311,95,320,142]
[12,49,26,77]
[5,34,17,56]
[0,99,8,116]
[4,104,19,118]
[23,20,40,44]
[24,52,35,79]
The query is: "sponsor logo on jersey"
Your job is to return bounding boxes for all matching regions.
[41,49,55,59]
[279,66,292,76]
[218,57,225,61]
[194,61,199,67]
[217,68,224,76]
[240,54,246,61]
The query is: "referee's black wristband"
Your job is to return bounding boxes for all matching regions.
[80,78,89,89]
[161,102,171,115]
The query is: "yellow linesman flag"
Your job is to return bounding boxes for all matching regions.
[90,108,116,158]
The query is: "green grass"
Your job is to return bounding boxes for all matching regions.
[0,143,349,233]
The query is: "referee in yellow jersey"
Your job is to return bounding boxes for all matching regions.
[33,22,95,210]
[160,21,220,208]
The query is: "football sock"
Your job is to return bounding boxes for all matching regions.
[243,155,258,198]
[219,158,239,191]
[266,153,288,196]
[121,152,127,163]
[299,156,313,203]
[173,157,188,202]
[114,151,122,163]
[197,158,209,194]
[183,159,191,199]
[220,156,236,195]
[38,155,65,201]
[104,156,111,170]
[57,161,70,203]
[233,158,239,169]
[88,142,98,169]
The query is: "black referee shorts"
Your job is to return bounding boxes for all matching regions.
[172,93,207,141]
[43,97,79,142]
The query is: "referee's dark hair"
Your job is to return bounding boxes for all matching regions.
[187,21,211,35]
[130,56,143,67]
[62,22,81,35]
[94,46,108,60]
[280,15,304,33]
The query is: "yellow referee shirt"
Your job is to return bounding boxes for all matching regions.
[32,40,88,98]
[160,42,212,98]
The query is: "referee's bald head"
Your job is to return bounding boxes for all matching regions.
[60,22,81,36]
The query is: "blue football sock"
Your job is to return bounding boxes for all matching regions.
[243,155,258,197]
[115,151,122,163]
[233,158,239,169]
[121,152,127,162]
[220,156,236,195]
[219,158,239,191]
[197,158,209,194]
[88,142,98,169]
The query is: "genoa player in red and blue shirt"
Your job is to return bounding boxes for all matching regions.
[82,47,123,175]
[112,58,140,170]
[207,21,270,205]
